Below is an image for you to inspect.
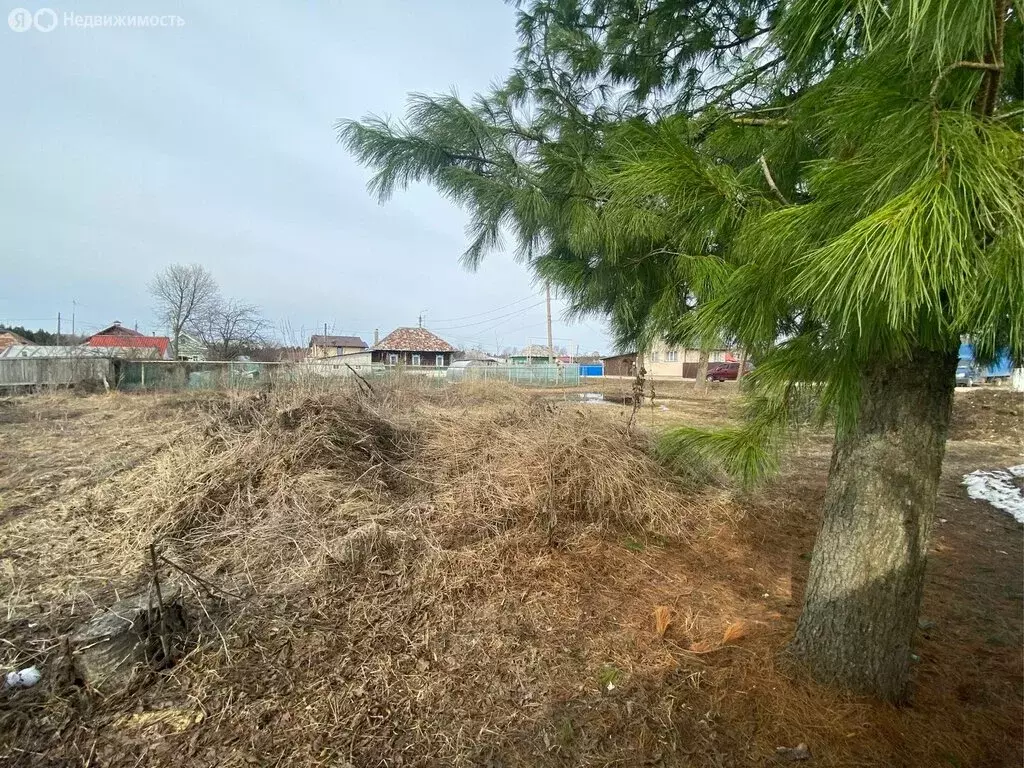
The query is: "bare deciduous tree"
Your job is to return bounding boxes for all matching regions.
[148,264,219,359]
[192,298,269,361]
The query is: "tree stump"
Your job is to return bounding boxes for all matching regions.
[71,584,186,690]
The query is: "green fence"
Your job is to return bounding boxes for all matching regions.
[455,363,580,386]
[118,361,299,391]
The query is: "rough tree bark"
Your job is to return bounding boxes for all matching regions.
[790,346,958,702]
[694,348,711,392]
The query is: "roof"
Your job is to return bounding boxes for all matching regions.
[372,327,456,353]
[457,349,500,361]
[602,352,637,361]
[87,335,170,357]
[0,331,31,348]
[88,322,144,339]
[309,335,367,349]
[513,344,554,358]
[0,345,162,360]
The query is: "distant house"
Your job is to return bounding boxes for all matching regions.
[455,348,502,363]
[305,349,374,377]
[0,330,31,352]
[308,335,368,358]
[176,332,206,361]
[85,322,170,359]
[645,339,740,379]
[371,327,455,368]
[510,344,554,365]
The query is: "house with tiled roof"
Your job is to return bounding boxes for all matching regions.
[0,330,31,352]
[308,334,368,358]
[84,322,171,359]
[371,327,456,368]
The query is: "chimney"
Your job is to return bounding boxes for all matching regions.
[373,328,379,345]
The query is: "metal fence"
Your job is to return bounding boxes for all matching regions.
[0,358,589,393]
[454,363,580,387]
[118,360,299,391]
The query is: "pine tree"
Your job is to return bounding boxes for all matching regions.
[340,0,1023,701]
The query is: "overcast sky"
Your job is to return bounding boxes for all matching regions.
[1,1,611,354]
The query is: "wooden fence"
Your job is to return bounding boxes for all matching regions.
[0,357,115,389]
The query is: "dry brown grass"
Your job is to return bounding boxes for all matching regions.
[0,382,1020,767]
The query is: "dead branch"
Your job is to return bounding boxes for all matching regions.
[346,363,376,395]
[158,553,244,599]
[149,542,172,663]
[758,155,790,205]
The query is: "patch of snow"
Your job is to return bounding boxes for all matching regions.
[962,465,1024,523]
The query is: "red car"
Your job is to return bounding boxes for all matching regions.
[705,361,752,381]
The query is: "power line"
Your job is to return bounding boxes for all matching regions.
[428,301,545,331]
[426,294,538,324]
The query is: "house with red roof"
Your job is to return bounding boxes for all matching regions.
[84,322,170,359]
[371,327,456,368]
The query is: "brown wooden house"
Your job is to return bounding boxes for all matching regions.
[371,327,456,368]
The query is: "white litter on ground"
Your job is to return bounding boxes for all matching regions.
[4,666,41,689]
[962,465,1024,523]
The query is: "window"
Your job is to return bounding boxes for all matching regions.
[435,354,445,367]
[666,350,678,362]
[387,353,398,365]
[651,352,659,363]
[412,353,421,366]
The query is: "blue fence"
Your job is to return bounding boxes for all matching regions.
[579,363,604,377]
[959,343,1014,378]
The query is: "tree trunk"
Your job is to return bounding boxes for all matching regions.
[736,348,748,382]
[790,346,957,702]
[694,348,711,392]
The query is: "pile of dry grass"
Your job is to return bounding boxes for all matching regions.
[1,381,1020,767]
[2,382,731,765]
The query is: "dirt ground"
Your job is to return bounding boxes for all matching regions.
[0,382,1021,767]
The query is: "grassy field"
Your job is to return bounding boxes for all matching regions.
[0,381,1020,767]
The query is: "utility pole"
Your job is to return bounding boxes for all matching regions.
[545,282,554,363]
[323,322,328,337]
[57,312,62,345]
[71,300,76,337]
